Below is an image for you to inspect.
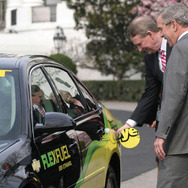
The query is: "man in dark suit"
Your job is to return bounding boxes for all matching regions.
[117,16,171,135]
[155,3,188,187]
[31,85,46,124]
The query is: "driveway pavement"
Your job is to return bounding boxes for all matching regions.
[120,168,157,188]
[101,101,157,188]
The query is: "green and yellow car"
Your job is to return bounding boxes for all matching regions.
[0,54,121,188]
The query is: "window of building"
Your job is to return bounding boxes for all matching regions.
[32,6,51,23]
[32,4,57,23]
[11,9,17,26]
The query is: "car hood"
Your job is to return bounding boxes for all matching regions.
[0,138,31,185]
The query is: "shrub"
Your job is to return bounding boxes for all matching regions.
[83,80,145,101]
[50,54,77,74]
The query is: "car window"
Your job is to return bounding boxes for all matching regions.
[44,67,87,118]
[0,70,21,139]
[30,67,60,125]
[74,79,97,111]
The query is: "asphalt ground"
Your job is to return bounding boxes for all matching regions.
[101,101,157,188]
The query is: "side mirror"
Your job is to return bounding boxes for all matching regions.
[34,112,76,133]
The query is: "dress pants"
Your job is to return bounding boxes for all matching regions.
[157,154,188,188]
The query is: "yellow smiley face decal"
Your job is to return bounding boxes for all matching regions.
[119,128,140,148]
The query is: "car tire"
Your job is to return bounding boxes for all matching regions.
[105,165,118,188]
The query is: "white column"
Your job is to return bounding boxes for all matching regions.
[7,0,22,8]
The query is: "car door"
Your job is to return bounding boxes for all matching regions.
[44,65,107,187]
[72,76,107,187]
[29,65,81,188]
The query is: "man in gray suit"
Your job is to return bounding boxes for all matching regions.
[155,3,188,187]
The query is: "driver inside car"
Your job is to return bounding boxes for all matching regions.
[31,85,46,124]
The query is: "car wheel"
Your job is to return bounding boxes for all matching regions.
[105,165,118,188]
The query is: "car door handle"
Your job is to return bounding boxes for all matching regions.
[69,141,77,149]
[96,127,105,135]
[68,141,78,155]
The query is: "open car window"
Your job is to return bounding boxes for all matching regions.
[30,67,61,125]
[44,67,87,119]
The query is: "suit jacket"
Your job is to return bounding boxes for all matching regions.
[33,107,45,125]
[130,43,171,126]
[156,33,188,155]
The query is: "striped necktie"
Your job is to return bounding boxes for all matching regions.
[38,106,45,117]
[160,49,166,73]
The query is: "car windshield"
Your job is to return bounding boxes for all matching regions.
[0,69,21,141]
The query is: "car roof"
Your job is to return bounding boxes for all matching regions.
[0,53,61,69]
[0,53,31,68]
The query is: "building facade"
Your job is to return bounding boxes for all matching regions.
[0,0,87,60]
[5,0,74,33]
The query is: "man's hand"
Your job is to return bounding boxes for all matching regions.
[147,120,157,128]
[116,123,131,137]
[154,137,166,160]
